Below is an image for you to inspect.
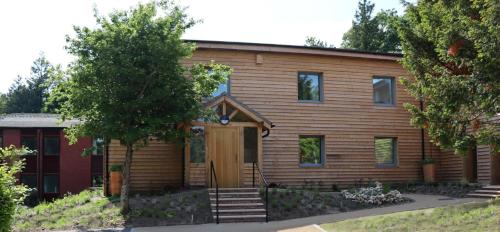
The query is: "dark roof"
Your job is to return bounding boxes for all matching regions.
[185,39,403,58]
[0,113,79,128]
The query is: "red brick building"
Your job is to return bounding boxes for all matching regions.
[0,113,103,200]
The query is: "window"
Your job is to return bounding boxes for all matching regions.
[374,137,397,166]
[373,76,395,105]
[21,174,37,189]
[92,137,104,156]
[92,175,103,187]
[190,127,205,163]
[209,69,230,97]
[21,136,37,155]
[298,72,322,102]
[44,137,60,156]
[43,175,59,193]
[299,136,324,166]
[244,127,258,163]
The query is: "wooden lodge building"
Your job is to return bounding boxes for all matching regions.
[104,40,499,193]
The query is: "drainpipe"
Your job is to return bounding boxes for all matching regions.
[262,124,275,138]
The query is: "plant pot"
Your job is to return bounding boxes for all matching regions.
[447,39,465,56]
[423,163,436,183]
[110,171,122,196]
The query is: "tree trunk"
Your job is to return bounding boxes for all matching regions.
[120,143,133,214]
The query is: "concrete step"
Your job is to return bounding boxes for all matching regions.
[208,188,258,193]
[212,214,266,223]
[483,185,500,190]
[210,197,262,201]
[209,192,260,198]
[466,193,499,199]
[211,208,266,216]
[210,202,264,209]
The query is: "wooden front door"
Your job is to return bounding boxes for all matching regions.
[208,127,240,187]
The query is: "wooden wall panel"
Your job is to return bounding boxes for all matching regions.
[107,139,182,192]
[477,145,491,184]
[188,164,206,186]
[185,49,447,187]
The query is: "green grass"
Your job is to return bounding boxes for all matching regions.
[321,199,500,232]
[13,189,124,232]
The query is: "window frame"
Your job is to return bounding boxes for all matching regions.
[298,135,325,168]
[374,137,398,168]
[43,175,59,194]
[372,76,396,106]
[243,127,258,163]
[298,72,323,103]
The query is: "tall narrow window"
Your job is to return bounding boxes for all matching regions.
[299,136,324,166]
[298,72,322,101]
[21,136,37,155]
[43,175,59,193]
[244,127,258,163]
[374,137,397,166]
[92,137,104,156]
[190,127,205,163]
[44,137,60,156]
[373,76,395,105]
[21,174,37,189]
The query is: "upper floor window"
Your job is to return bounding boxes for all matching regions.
[208,69,230,97]
[92,138,104,156]
[44,137,60,156]
[374,137,397,167]
[373,76,395,106]
[21,136,37,155]
[299,135,324,167]
[298,72,322,102]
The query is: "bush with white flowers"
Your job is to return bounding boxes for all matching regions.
[341,182,404,205]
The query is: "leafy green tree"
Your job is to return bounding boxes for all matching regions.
[5,55,59,113]
[398,0,499,155]
[341,0,401,52]
[0,146,30,232]
[304,36,334,48]
[0,94,7,114]
[51,0,231,213]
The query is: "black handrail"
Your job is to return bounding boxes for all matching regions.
[252,162,269,222]
[210,160,219,224]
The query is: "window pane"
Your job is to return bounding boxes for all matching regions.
[44,137,60,156]
[93,138,104,156]
[21,136,37,155]
[373,77,394,105]
[299,136,322,165]
[244,127,258,163]
[190,127,205,163]
[375,138,396,165]
[298,73,321,101]
[92,175,103,187]
[43,175,59,193]
[211,82,228,97]
[21,174,37,189]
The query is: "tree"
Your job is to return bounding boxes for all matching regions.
[5,55,59,113]
[0,94,7,114]
[51,0,231,213]
[398,0,499,155]
[341,0,401,52]
[0,146,30,231]
[304,36,334,48]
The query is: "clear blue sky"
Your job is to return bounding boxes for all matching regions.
[0,0,406,93]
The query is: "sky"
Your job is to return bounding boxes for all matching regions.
[0,0,406,93]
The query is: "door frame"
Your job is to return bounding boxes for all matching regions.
[184,121,263,187]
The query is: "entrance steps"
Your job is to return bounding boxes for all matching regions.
[467,185,500,199]
[208,188,267,223]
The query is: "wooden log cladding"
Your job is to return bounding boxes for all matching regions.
[477,145,491,184]
[184,48,458,187]
[107,139,182,192]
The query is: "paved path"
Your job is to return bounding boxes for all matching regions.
[131,194,486,232]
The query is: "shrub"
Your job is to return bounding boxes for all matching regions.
[341,181,404,205]
[110,164,122,172]
[0,146,30,232]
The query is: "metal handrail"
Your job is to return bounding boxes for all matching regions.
[252,162,269,222]
[210,160,219,224]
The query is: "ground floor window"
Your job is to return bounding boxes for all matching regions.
[43,175,59,193]
[190,127,205,163]
[21,174,37,189]
[92,175,103,187]
[375,137,397,166]
[299,136,324,167]
[244,127,258,163]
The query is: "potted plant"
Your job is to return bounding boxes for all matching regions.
[110,164,123,196]
[422,157,436,183]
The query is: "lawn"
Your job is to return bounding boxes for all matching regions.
[321,199,500,232]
